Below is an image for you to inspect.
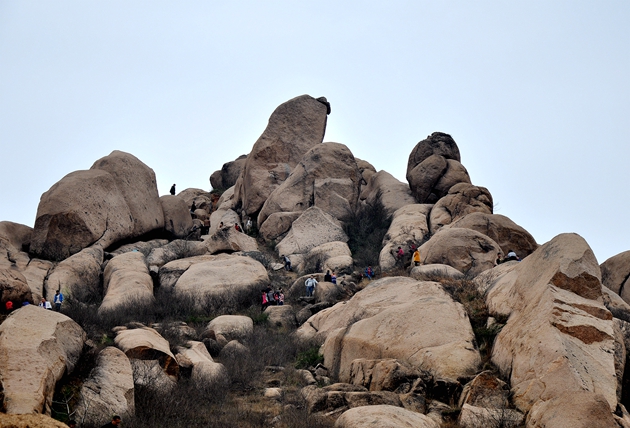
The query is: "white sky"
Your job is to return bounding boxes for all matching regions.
[1,1,628,263]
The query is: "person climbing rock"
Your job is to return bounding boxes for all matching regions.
[305,275,317,297]
[170,184,176,195]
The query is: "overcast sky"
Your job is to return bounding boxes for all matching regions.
[1,1,628,263]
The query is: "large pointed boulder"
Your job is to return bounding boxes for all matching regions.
[258,142,361,227]
[234,95,328,217]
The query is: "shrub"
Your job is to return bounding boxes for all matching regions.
[295,347,324,369]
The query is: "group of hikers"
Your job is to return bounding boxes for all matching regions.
[3,290,64,314]
[261,286,284,311]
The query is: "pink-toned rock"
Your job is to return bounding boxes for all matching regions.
[234,95,328,217]
[0,306,86,414]
[91,150,164,236]
[446,212,538,259]
[429,183,493,233]
[490,233,617,417]
[419,227,501,276]
[258,142,361,226]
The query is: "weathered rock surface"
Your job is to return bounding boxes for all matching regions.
[99,251,154,314]
[74,347,135,425]
[601,250,630,304]
[265,305,297,329]
[45,246,103,301]
[348,358,421,392]
[458,404,524,428]
[296,241,353,275]
[334,404,439,428]
[379,204,431,271]
[208,208,242,236]
[91,150,164,237]
[526,391,617,428]
[173,254,269,306]
[31,169,133,260]
[114,326,179,377]
[490,233,617,417]
[234,94,328,217]
[301,383,402,414]
[205,315,254,342]
[160,195,194,238]
[258,211,301,241]
[406,132,471,204]
[428,183,493,233]
[0,267,32,306]
[446,212,538,259]
[210,154,247,190]
[258,142,361,226]
[22,258,53,302]
[177,188,214,213]
[146,239,207,269]
[204,226,258,255]
[356,158,377,187]
[298,277,480,382]
[0,221,32,255]
[0,306,86,414]
[410,264,464,281]
[0,413,68,428]
[175,341,229,389]
[359,171,416,216]
[419,227,501,276]
[276,207,347,257]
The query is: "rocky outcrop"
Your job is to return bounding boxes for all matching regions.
[359,171,416,216]
[379,204,431,271]
[0,221,32,255]
[0,306,86,414]
[410,264,464,281]
[74,347,134,425]
[265,305,297,329]
[205,315,253,342]
[160,195,194,239]
[298,277,480,382]
[145,239,207,270]
[601,250,630,304]
[356,158,376,187]
[210,154,247,190]
[526,391,617,428]
[296,241,353,275]
[204,226,258,255]
[99,251,154,314]
[258,212,301,241]
[22,259,53,302]
[446,212,538,259]
[489,233,617,418]
[258,142,361,227]
[177,188,214,213]
[91,150,164,237]
[419,227,501,276]
[172,254,269,306]
[45,246,102,301]
[276,207,348,257]
[31,170,133,260]
[234,95,328,217]
[428,183,493,233]
[0,268,32,306]
[334,404,439,428]
[175,341,229,389]
[114,326,179,377]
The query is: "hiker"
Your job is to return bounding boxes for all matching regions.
[235,223,243,232]
[53,290,64,311]
[331,272,337,285]
[245,218,253,233]
[202,218,210,235]
[412,249,421,266]
[504,250,519,262]
[101,415,122,427]
[266,286,276,305]
[277,288,285,305]
[261,289,269,312]
[5,300,13,312]
[305,275,318,297]
[396,246,404,261]
[496,252,504,265]
[364,266,374,280]
[170,184,176,195]
[39,298,52,310]
[324,270,332,282]
[282,255,292,271]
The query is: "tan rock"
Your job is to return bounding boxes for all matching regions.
[173,254,269,306]
[146,239,207,269]
[359,171,416,216]
[0,306,86,414]
[91,150,164,236]
[458,371,509,409]
[208,208,241,236]
[258,211,301,241]
[300,277,480,382]
[114,326,179,377]
[177,188,214,212]
[265,305,297,329]
[526,391,616,428]
[348,359,420,392]
[258,142,361,226]
[0,267,32,306]
[203,226,258,255]
[216,185,236,210]
[446,212,538,259]
[296,241,353,274]
[601,250,630,304]
[22,258,53,302]
[407,132,461,168]
[410,264,464,281]
[206,315,254,342]
[235,94,328,217]
[276,207,348,257]
[0,221,32,254]
[429,183,493,233]
[379,204,432,271]
[334,404,439,428]
[419,227,501,276]
[45,246,103,302]
[160,195,194,238]
[74,347,134,425]
[356,158,377,187]
[158,254,217,288]
[0,413,68,428]
[99,251,154,314]
[176,341,228,389]
[490,233,617,415]
[210,154,248,190]
[31,169,132,260]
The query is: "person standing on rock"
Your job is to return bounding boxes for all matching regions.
[396,246,404,265]
[504,250,520,262]
[331,272,337,285]
[412,249,421,267]
[101,415,122,427]
[364,266,374,280]
[305,275,318,297]
[53,290,64,311]
[277,288,284,305]
[170,184,176,195]
[324,270,332,282]
[282,255,292,271]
